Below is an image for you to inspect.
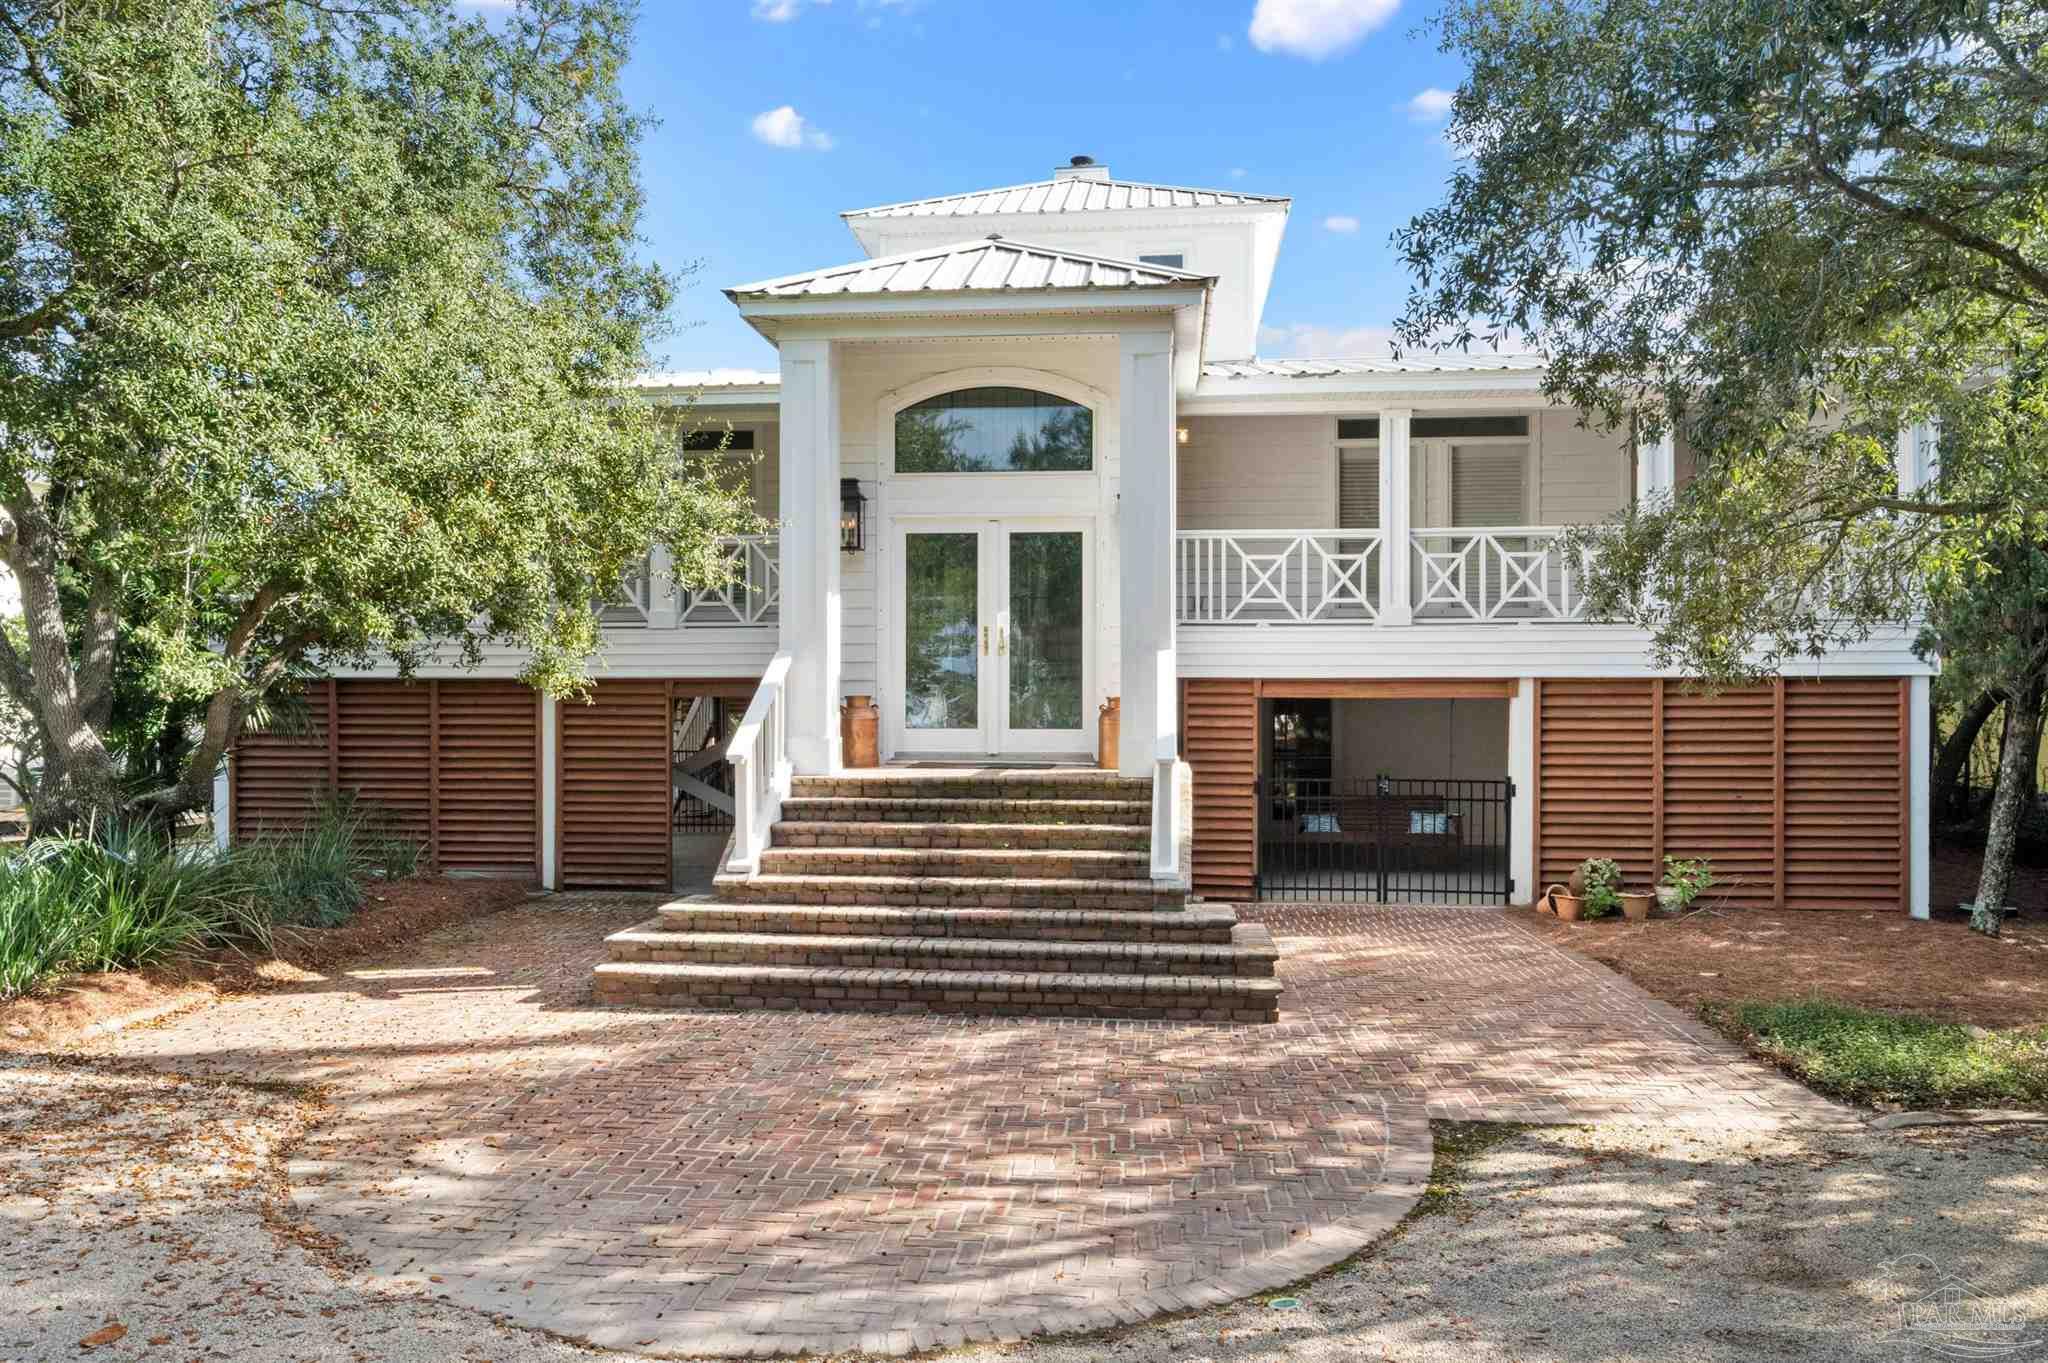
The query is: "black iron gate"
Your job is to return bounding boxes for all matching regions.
[1256,776,1513,903]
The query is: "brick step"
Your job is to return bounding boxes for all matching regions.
[591,961,1282,1022]
[757,846,1151,882]
[714,872,1185,912]
[772,820,1151,852]
[653,901,1241,943]
[792,771,1151,802]
[605,922,1278,977]
[779,796,1151,827]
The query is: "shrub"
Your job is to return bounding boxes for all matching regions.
[1660,856,1715,908]
[1578,857,1623,918]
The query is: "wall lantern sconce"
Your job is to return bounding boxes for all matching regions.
[1176,426,1191,446]
[840,478,868,553]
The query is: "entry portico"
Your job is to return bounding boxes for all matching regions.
[727,236,1208,780]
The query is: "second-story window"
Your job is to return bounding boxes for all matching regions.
[895,387,1093,473]
[1138,252,1186,269]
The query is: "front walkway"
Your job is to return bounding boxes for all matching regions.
[91,897,1842,1356]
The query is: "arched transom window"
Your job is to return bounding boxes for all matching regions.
[894,386,1093,474]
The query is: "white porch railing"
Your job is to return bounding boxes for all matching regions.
[1175,530,1381,623]
[726,651,792,874]
[1174,526,1596,624]
[1408,526,1591,622]
[1149,647,1187,882]
[681,534,780,627]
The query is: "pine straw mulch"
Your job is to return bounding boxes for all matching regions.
[1516,859,2048,1033]
[0,877,531,1054]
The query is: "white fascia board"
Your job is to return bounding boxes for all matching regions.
[734,286,1208,325]
[846,203,1290,255]
[1184,371,1552,411]
[638,387,781,408]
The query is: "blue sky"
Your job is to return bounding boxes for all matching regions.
[549,0,1473,371]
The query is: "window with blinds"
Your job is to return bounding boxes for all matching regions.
[1449,445,1528,525]
[1338,448,1380,529]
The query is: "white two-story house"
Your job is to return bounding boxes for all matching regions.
[224,157,1936,958]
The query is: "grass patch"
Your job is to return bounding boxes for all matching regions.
[1724,999,2048,1108]
[0,794,424,999]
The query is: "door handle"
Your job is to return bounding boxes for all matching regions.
[981,624,989,656]
[997,624,1006,657]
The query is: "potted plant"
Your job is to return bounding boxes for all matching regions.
[1543,883,1586,920]
[1618,888,1654,922]
[1658,856,1714,913]
[1579,858,1623,920]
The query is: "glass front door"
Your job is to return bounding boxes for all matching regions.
[894,520,1092,757]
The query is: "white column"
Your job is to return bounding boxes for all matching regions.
[1634,430,1674,502]
[1377,408,1413,625]
[212,763,230,852]
[1118,329,1176,776]
[777,337,843,774]
[1909,674,1931,920]
[1508,678,1536,902]
[539,697,559,890]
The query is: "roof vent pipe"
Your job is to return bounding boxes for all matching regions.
[1053,155,1111,183]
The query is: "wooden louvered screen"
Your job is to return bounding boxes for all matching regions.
[557,680,673,889]
[1660,684,1778,909]
[1182,679,1259,900]
[230,682,335,836]
[334,681,432,842]
[1535,677,1907,910]
[231,680,539,877]
[435,681,540,875]
[1784,678,1907,911]
[1533,680,1656,892]
[1337,449,1379,529]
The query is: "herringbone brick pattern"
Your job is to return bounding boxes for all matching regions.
[96,896,1843,1356]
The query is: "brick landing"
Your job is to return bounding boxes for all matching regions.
[90,897,1843,1356]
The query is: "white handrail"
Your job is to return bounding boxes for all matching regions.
[1150,647,1184,882]
[726,651,793,875]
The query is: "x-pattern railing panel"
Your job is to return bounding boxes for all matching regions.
[1175,531,1381,624]
[1409,527,1588,621]
[681,535,780,627]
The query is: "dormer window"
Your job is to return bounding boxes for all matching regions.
[896,387,1094,473]
[1139,253,1186,269]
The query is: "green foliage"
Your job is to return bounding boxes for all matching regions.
[0,797,405,997]
[1400,0,2048,684]
[1729,1000,2048,1108]
[1578,857,1622,917]
[1659,856,1714,909]
[0,0,761,826]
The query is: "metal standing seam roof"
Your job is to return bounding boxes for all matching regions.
[1201,354,1549,379]
[842,177,1291,220]
[624,368,780,389]
[725,237,1217,301]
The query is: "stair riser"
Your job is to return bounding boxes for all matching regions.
[657,907,1237,943]
[592,975,1278,1023]
[792,777,1149,802]
[718,880,1185,912]
[780,799,1150,827]
[757,850,1149,881]
[774,823,1150,852]
[608,940,1276,978]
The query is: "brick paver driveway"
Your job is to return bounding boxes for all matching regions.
[97,897,1842,1356]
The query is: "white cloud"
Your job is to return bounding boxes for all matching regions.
[1322,214,1361,234]
[1406,86,1455,122]
[753,0,834,20]
[1248,0,1400,60]
[750,105,835,150]
[1258,321,1401,356]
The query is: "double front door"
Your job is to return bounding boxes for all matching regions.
[894,519,1092,757]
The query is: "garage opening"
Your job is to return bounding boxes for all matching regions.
[1259,696,1512,903]
[672,691,740,891]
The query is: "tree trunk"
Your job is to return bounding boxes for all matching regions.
[1974,680,2043,931]
[2021,678,2046,809]
[1933,688,2004,820]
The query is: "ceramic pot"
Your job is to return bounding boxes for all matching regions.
[840,694,880,768]
[1098,697,1121,771]
[1619,891,1654,922]
[1656,885,1684,913]
[1545,885,1585,922]
[1568,864,1589,896]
